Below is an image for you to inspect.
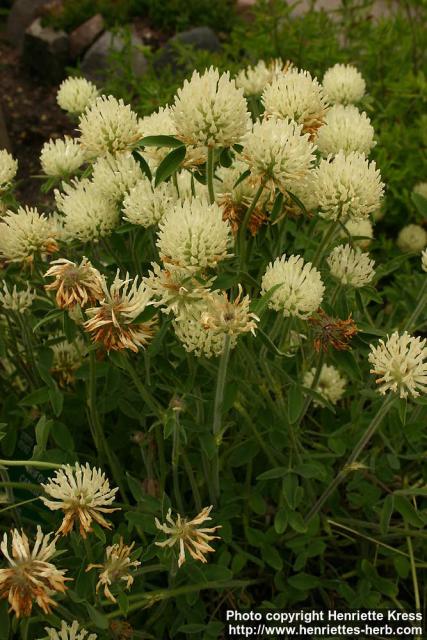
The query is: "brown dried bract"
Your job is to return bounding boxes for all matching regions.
[309,309,357,352]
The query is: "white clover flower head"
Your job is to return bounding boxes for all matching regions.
[122,177,175,227]
[91,153,142,203]
[316,104,375,156]
[0,282,36,312]
[0,206,58,263]
[261,254,325,319]
[40,137,87,178]
[40,463,119,538]
[241,117,315,193]
[235,59,273,97]
[55,179,119,243]
[396,224,427,253]
[368,331,427,398]
[414,182,427,200]
[0,150,18,192]
[422,248,427,273]
[323,64,366,105]
[173,309,233,358]
[341,218,374,249]
[145,262,213,319]
[79,95,141,156]
[285,170,319,214]
[46,620,97,640]
[303,364,346,406]
[157,198,233,271]
[0,527,68,617]
[313,151,384,221]
[201,285,258,337]
[262,68,329,137]
[57,77,99,116]
[327,243,375,288]
[171,67,251,147]
[87,538,141,603]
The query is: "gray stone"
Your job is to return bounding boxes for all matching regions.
[81,30,147,84]
[7,0,53,49]
[22,18,69,84]
[153,27,221,73]
[69,14,105,59]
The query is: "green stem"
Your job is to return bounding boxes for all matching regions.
[295,350,325,430]
[305,395,395,524]
[405,277,427,331]
[212,335,232,502]
[207,146,215,205]
[0,459,61,469]
[122,356,162,418]
[181,452,202,512]
[172,413,183,512]
[407,534,421,614]
[311,219,338,268]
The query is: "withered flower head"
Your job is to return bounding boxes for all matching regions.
[155,506,221,568]
[84,271,157,353]
[309,309,357,352]
[86,538,140,603]
[44,257,104,309]
[0,526,68,617]
[40,463,119,538]
[201,285,259,337]
[109,621,134,640]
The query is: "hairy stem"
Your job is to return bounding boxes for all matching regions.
[212,335,232,502]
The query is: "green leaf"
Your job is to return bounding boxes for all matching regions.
[49,386,64,417]
[117,591,129,616]
[51,422,74,451]
[132,305,159,323]
[178,624,207,634]
[33,309,64,333]
[250,283,283,317]
[270,191,284,222]
[85,604,109,629]
[33,415,52,457]
[380,494,394,534]
[394,495,425,528]
[288,510,307,533]
[132,150,152,180]
[20,387,50,406]
[294,461,327,481]
[138,135,184,148]
[219,147,233,168]
[155,145,186,186]
[288,573,319,590]
[286,190,308,215]
[233,169,250,188]
[274,508,288,534]
[262,544,283,571]
[256,466,288,481]
[288,383,304,424]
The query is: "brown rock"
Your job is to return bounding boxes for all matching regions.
[69,14,105,59]
[6,0,53,49]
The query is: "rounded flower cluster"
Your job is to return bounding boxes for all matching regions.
[327,243,375,287]
[156,198,232,270]
[171,67,251,147]
[79,96,142,157]
[316,104,375,157]
[57,77,99,116]
[45,620,97,640]
[304,364,346,406]
[369,332,427,398]
[173,312,229,358]
[91,153,142,203]
[261,254,325,319]
[313,151,384,221]
[241,117,315,193]
[396,224,427,253]
[341,218,374,248]
[122,178,175,228]
[262,68,329,137]
[56,179,119,243]
[40,137,87,178]
[0,149,18,192]
[0,282,36,312]
[235,59,273,97]
[322,64,366,105]
[0,206,58,263]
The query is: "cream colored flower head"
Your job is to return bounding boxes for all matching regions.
[122,177,175,227]
[79,95,141,156]
[316,104,375,157]
[40,463,119,538]
[0,207,58,263]
[171,67,251,147]
[0,526,68,617]
[414,182,427,200]
[235,59,273,97]
[327,243,375,287]
[86,538,140,603]
[55,179,119,242]
[341,218,374,249]
[45,620,97,640]
[155,506,221,568]
[50,333,87,387]
[313,151,384,221]
[284,170,319,214]
[240,117,315,194]
[0,282,36,312]
[303,364,346,406]
[261,254,325,319]
[157,198,232,271]
[84,271,157,353]
[173,309,231,358]
[0,149,18,192]
[201,285,258,337]
[44,257,104,309]
[91,153,142,203]
[262,68,329,137]
[396,224,427,253]
[145,262,212,319]
[57,77,99,116]
[40,137,87,178]
[323,64,366,105]
[369,331,427,398]
[422,248,427,272]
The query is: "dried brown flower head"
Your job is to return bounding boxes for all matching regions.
[87,538,140,603]
[221,200,267,236]
[109,621,134,640]
[201,285,259,337]
[309,309,357,352]
[44,257,104,309]
[0,527,68,617]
